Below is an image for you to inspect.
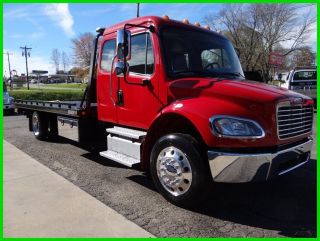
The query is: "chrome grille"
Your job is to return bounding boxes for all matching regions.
[277,104,313,140]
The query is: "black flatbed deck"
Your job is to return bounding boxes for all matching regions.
[15,99,88,117]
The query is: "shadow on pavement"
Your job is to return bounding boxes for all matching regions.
[127,159,316,237]
[58,136,316,238]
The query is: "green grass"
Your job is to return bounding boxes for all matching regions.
[44,83,86,89]
[9,89,85,101]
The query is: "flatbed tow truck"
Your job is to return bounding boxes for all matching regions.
[16,16,314,207]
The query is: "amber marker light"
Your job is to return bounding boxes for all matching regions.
[163,15,170,20]
[183,18,190,24]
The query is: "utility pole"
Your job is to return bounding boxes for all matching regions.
[20,46,32,90]
[3,51,13,81]
[137,3,140,18]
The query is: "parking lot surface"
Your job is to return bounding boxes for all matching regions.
[4,114,316,237]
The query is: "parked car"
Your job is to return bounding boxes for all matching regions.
[3,83,15,114]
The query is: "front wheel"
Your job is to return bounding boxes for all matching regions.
[150,134,209,207]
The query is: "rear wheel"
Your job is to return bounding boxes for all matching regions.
[150,134,209,207]
[31,111,48,140]
[48,115,58,139]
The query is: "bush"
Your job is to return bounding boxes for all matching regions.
[9,89,84,101]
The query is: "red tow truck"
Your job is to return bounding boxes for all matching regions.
[16,16,314,207]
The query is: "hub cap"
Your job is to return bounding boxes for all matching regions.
[156,147,192,196]
[32,114,40,136]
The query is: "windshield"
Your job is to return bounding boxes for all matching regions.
[161,27,244,79]
[293,70,316,81]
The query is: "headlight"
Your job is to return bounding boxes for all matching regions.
[209,116,265,138]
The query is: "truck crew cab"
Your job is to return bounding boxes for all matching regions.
[16,16,314,207]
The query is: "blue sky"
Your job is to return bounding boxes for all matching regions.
[3,3,316,75]
[3,3,221,75]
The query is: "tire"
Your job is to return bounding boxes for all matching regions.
[150,133,209,207]
[31,111,48,140]
[47,115,58,139]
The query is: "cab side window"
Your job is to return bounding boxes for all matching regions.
[129,33,154,75]
[101,39,116,72]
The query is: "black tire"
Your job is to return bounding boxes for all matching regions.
[47,115,58,139]
[150,133,209,207]
[31,111,48,140]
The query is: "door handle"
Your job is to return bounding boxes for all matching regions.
[141,79,150,86]
[117,90,124,106]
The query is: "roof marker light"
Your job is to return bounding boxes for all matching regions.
[194,22,201,27]
[183,18,189,24]
[163,15,170,20]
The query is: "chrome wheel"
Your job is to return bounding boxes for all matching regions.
[32,112,40,136]
[156,146,192,196]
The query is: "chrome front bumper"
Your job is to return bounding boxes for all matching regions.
[208,138,313,183]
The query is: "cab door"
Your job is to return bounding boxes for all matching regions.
[97,36,118,123]
[116,31,161,129]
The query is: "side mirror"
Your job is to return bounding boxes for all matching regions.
[114,62,129,77]
[116,29,131,61]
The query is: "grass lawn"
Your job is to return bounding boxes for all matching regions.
[45,83,86,89]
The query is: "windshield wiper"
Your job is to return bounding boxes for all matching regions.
[211,72,245,79]
[173,70,216,77]
[172,70,245,79]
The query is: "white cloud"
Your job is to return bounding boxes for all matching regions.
[4,6,30,18]
[44,4,75,37]
[3,49,55,76]
[306,21,317,50]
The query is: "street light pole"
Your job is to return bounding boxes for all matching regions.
[3,52,13,81]
[137,3,140,18]
[20,46,32,90]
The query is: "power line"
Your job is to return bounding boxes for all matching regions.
[20,46,32,90]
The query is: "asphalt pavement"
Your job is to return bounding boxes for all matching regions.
[3,114,317,237]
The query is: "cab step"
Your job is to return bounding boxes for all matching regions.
[106,126,146,140]
[99,150,140,167]
[99,126,146,167]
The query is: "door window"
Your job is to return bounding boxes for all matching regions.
[128,33,154,75]
[100,39,116,72]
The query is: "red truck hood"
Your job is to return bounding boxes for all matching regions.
[168,78,307,103]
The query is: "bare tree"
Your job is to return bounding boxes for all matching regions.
[51,48,61,74]
[290,46,316,67]
[205,4,316,81]
[72,32,94,69]
[62,52,70,73]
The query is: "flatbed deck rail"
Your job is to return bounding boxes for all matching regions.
[15,99,83,117]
